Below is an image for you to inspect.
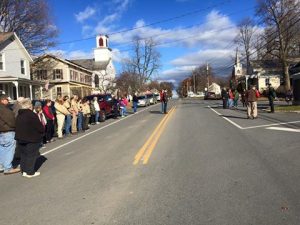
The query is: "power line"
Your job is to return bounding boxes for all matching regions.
[57,0,232,45]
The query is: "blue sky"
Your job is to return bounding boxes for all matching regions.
[47,0,258,83]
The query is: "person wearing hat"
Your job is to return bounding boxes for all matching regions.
[0,94,20,175]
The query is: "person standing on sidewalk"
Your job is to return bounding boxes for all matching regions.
[43,100,55,143]
[93,97,100,124]
[0,94,20,175]
[267,83,276,113]
[55,96,70,139]
[63,96,72,136]
[70,95,79,134]
[160,89,164,113]
[132,93,138,113]
[233,89,239,108]
[245,85,258,119]
[82,98,91,131]
[15,98,44,178]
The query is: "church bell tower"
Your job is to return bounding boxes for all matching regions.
[94,35,112,62]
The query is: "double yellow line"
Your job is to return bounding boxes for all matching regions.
[133,106,176,165]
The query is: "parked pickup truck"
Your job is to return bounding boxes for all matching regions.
[86,94,118,122]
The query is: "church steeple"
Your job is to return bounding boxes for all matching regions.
[232,48,243,80]
[94,35,112,62]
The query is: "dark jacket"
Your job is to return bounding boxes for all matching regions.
[15,109,44,143]
[246,89,257,102]
[133,95,138,103]
[268,87,276,101]
[0,104,16,132]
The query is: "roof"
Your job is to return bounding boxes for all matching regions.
[69,59,109,71]
[0,32,32,62]
[34,55,93,73]
[0,32,14,44]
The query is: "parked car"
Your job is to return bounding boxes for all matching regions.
[204,92,220,100]
[155,93,160,101]
[85,94,118,121]
[146,93,157,104]
[137,95,150,107]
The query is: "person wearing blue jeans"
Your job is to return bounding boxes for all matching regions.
[0,94,20,175]
[77,111,83,131]
[132,94,138,113]
[65,114,72,135]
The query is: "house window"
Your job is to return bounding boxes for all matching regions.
[73,71,78,81]
[80,73,85,83]
[37,70,47,80]
[265,78,270,86]
[53,69,63,80]
[20,60,25,74]
[70,70,74,81]
[57,87,62,96]
[0,53,4,71]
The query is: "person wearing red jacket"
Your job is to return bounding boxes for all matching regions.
[43,99,55,143]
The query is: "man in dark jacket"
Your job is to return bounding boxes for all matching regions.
[0,94,20,175]
[267,83,276,113]
[15,98,44,178]
[221,88,229,109]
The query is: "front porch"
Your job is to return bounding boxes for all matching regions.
[0,77,45,100]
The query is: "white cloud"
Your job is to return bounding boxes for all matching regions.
[109,10,238,51]
[75,6,96,23]
[67,50,93,59]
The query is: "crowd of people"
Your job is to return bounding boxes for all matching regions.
[221,83,293,119]
[0,93,132,178]
[0,90,170,178]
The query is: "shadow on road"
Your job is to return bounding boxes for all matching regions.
[35,155,47,171]
[149,111,163,114]
[221,115,248,119]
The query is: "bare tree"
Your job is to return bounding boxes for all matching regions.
[0,0,58,54]
[235,18,256,75]
[256,0,300,91]
[123,38,161,89]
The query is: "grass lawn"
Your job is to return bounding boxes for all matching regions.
[274,105,300,112]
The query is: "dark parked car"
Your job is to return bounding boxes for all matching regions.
[86,94,118,121]
[204,92,220,100]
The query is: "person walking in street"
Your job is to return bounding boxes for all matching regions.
[15,98,44,178]
[241,89,246,107]
[120,95,128,117]
[63,96,72,136]
[93,97,100,124]
[160,90,164,113]
[162,89,169,114]
[221,87,228,109]
[233,89,239,108]
[267,83,276,113]
[43,100,55,143]
[245,85,258,119]
[55,96,70,139]
[0,94,20,175]
[228,89,234,108]
[132,93,138,113]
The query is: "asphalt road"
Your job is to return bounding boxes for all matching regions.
[0,99,299,225]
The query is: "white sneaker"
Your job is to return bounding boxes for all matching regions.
[96,122,100,124]
[22,172,40,178]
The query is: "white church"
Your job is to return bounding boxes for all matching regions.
[71,35,116,93]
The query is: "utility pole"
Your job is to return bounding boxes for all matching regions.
[206,62,209,89]
[193,73,196,94]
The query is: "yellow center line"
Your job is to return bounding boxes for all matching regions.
[142,106,176,165]
[133,107,175,165]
